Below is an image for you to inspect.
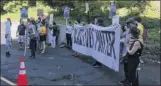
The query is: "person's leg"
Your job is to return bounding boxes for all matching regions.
[93,61,102,68]
[41,35,46,54]
[18,36,22,49]
[56,35,59,45]
[128,59,139,86]
[30,39,36,58]
[5,39,10,56]
[20,36,24,49]
[69,34,72,47]
[30,39,33,57]
[32,40,36,58]
[66,33,69,47]
[40,36,43,50]
[22,36,25,49]
[27,37,30,48]
[119,62,128,84]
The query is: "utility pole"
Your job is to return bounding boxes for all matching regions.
[85,1,90,24]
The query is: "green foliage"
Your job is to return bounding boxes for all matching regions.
[3,1,28,13]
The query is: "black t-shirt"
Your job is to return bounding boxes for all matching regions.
[52,25,59,36]
[18,24,26,35]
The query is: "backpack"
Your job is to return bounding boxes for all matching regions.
[40,26,47,35]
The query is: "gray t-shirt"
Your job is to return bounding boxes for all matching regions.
[28,24,37,40]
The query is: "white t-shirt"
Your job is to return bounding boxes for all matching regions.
[112,15,119,25]
[5,21,11,35]
[66,25,73,34]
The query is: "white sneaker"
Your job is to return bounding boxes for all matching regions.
[137,67,141,70]
[140,59,144,63]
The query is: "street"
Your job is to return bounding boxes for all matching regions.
[1,22,160,85]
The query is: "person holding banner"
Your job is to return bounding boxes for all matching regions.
[119,27,143,86]
[49,22,59,48]
[66,21,73,49]
[92,18,105,68]
[52,22,59,45]
[72,18,82,57]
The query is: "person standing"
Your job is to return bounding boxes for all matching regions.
[119,27,143,86]
[52,22,59,45]
[92,17,105,68]
[72,18,82,57]
[25,18,31,48]
[66,21,73,49]
[16,19,26,50]
[36,17,41,50]
[28,20,37,59]
[5,18,12,56]
[40,20,47,54]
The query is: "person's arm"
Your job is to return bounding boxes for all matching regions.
[127,41,140,55]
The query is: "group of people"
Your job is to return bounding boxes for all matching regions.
[67,12,146,86]
[5,3,146,86]
[5,16,60,59]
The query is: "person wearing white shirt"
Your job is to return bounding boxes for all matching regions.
[5,18,12,56]
[66,21,73,48]
[72,19,82,57]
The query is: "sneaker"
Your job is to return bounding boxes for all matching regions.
[118,80,127,84]
[6,52,11,57]
[124,82,132,86]
[29,56,35,59]
[60,44,65,48]
[140,59,144,63]
[40,51,45,54]
[137,67,141,70]
[93,64,101,68]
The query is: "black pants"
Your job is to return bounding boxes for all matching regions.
[56,35,59,44]
[30,39,37,58]
[66,33,72,47]
[124,58,139,86]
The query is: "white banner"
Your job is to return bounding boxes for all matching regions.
[72,24,121,72]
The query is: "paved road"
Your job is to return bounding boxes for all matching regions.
[1,22,160,85]
[1,80,10,86]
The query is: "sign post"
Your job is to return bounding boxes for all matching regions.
[37,9,44,20]
[64,6,70,25]
[20,7,28,19]
[85,1,90,24]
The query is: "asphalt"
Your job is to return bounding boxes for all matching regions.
[1,22,160,85]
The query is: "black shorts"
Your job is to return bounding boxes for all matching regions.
[40,35,46,42]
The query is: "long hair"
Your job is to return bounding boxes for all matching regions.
[129,27,140,39]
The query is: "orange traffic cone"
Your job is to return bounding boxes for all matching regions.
[17,58,28,86]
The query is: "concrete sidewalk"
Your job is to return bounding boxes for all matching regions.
[1,40,160,85]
